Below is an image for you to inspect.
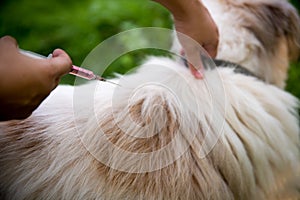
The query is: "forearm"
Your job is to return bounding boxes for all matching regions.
[152,0,205,20]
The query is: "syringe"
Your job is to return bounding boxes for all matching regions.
[19,49,119,86]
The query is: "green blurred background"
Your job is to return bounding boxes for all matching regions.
[0,0,299,99]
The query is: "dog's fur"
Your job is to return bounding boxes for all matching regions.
[1,0,300,199]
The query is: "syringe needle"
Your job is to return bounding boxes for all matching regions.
[95,75,121,86]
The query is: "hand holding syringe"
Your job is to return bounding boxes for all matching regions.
[20,49,119,85]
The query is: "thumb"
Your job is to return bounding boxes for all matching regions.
[50,48,73,76]
[1,36,18,48]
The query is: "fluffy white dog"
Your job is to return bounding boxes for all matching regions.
[0,0,300,199]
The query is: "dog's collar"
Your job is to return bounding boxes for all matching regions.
[181,57,258,79]
[213,59,258,78]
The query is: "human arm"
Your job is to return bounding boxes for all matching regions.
[152,0,219,78]
[0,36,72,121]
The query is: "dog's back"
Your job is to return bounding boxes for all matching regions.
[0,57,299,199]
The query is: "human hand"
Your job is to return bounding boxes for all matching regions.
[0,36,72,121]
[153,0,219,78]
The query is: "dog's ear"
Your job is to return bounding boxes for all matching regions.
[241,1,300,61]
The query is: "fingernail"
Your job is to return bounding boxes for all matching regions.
[193,69,204,79]
[189,64,205,79]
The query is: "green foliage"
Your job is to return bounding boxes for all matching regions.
[0,0,299,101]
[290,0,300,9]
[286,62,300,99]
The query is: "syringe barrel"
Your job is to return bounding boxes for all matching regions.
[69,65,96,80]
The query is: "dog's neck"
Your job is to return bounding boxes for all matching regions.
[181,57,260,80]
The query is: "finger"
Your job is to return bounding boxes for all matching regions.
[189,63,204,79]
[203,42,218,58]
[50,48,73,76]
[52,48,68,58]
[0,35,18,48]
[185,48,205,79]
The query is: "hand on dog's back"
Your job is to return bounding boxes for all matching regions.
[153,0,219,78]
